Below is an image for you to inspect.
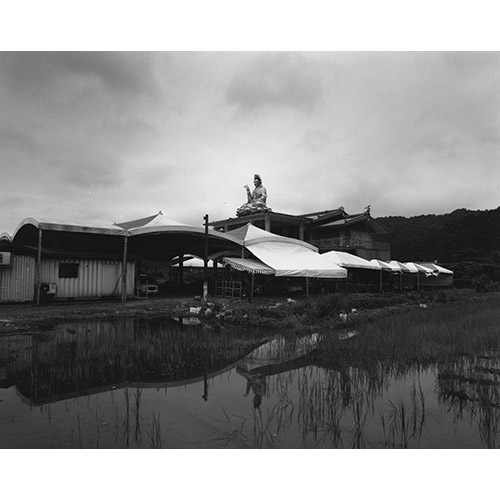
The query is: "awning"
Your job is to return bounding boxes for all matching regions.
[222,257,275,275]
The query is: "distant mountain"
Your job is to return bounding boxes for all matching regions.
[375,207,500,263]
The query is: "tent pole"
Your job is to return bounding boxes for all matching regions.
[306,277,309,298]
[203,214,208,300]
[121,235,128,303]
[179,254,184,287]
[250,273,255,303]
[35,227,42,305]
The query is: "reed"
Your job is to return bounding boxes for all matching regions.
[148,411,162,449]
[213,407,247,446]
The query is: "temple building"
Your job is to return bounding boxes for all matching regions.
[210,206,391,261]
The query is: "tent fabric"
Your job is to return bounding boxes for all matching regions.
[370,259,393,271]
[171,256,207,268]
[404,262,437,276]
[247,241,347,278]
[125,213,242,246]
[13,217,122,237]
[322,250,380,270]
[387,260,414,273]
[124,211,191,229]
[417,262,454,275]
[222,257,275,275]
[226,223,316,251]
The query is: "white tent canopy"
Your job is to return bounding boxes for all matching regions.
[225,223,346,279]
[322,250,380,270]
[404,262,437,276]
[226,223,317,250]
[247,241,347,278]
[417,262,454,275]
[370,259,393,271]
[386,260,414,273]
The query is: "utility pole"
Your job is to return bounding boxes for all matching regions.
[203,214,209,301]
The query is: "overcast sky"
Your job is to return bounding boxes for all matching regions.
[1,50,499,235]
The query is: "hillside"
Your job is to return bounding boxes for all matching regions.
[376,207,500,263]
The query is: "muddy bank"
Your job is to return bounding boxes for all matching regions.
[0,289,495,334]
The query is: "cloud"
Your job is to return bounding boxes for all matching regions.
[225,53,323,116]
[0,51,499,234]
[52,155,124,190]
[0,52,159,98]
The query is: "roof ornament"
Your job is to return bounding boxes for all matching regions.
[364,205,371,214]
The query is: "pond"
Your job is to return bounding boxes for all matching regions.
[1,303,499,449]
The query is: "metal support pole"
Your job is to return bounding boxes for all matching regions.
[203,214,209,300]
[179,254,184,286]
[250,273,255,303]
[35,228,42,305]
[121,235,128,303]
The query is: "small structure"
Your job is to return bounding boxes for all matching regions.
[221,223,347,299]
[211,206,391,261]
[415,262,454,288]
[321,250,382,292]
[0,213,242,303]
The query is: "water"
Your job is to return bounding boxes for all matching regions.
[0,313,499,448]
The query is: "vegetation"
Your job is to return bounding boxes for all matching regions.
[376,206,500,263]
[374,207,500,288]
[223,288,492,332]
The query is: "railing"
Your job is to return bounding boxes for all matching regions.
[215,280,244,298]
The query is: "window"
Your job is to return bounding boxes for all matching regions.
[59,263,79,278]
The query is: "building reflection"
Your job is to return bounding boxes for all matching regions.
[0,317,264,406]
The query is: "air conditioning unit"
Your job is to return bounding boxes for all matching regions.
[0,252,11,266]
[40,282,57,296]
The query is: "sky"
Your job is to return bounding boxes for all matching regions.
[1,12,499,236]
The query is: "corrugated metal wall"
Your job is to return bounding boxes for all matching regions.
[0,255,35,302]
[41,259,136,299]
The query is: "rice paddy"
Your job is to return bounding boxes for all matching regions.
[0,294,499,448]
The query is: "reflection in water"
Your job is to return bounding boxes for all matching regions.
[437,354,500,448]
[237,365,266,408]
[0,312,499,448]
[0,317,264,406]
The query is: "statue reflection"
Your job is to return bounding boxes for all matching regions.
[235,333,320,409]
[237,363,267,408]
